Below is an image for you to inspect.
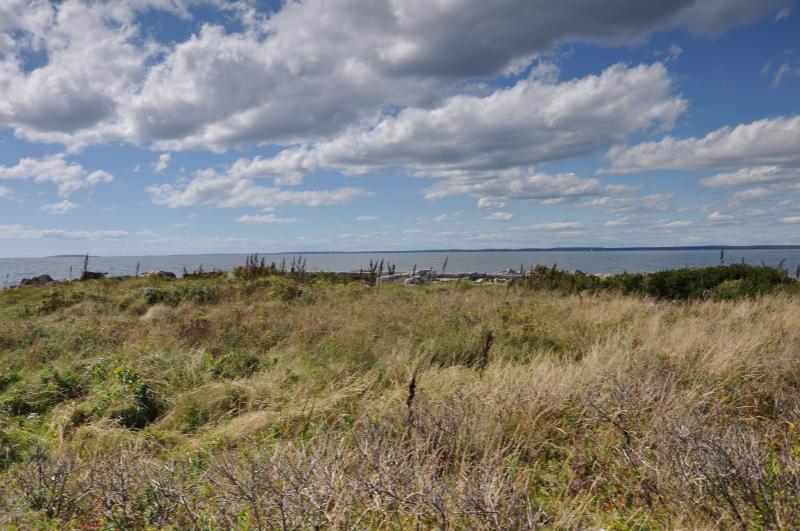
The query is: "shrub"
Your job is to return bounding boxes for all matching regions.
[106,367,162,429]
[643,264,790,300]
[0,372,20,393]
[207,350,262,380]
[517,263,794,300]
[141,284,220,306]
[171,384,248,432]
[1,368,87,416]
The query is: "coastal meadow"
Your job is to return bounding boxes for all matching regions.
[1,267,799,528]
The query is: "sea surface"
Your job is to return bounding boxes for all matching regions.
[2,249,800,288]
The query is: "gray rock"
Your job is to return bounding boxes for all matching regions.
[80,271,105,281]
[20,274,54,286]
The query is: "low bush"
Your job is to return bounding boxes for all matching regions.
[1,368,87,417]
[141,283,220,306]
[518,263,793,300]
[642,263,790,300]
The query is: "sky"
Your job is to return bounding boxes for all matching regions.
[0,0,799,257]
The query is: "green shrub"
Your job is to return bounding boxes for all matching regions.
[0,372,20,393]
[644,264,790,300]
[107,367,162,429]
[141,284,220,306]
[517,264,794,300]
[207,350,262,380]
[0,368,87,416]
[171,384,248,432]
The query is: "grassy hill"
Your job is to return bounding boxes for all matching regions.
[1,267,799,529]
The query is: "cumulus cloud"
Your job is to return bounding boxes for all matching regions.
[0,224,128,239]
[606,115,800,173]
[0,154,114,195]
[0,185,12,199]
[41,199,79,214]
[701,166,800,205]
[253,63,685,182]
[603,117,799,217]
[0,0,779,151]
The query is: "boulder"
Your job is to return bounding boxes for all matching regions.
[20,274,54,286]
[80,271,105,281]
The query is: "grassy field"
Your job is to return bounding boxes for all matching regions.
[1,269,800,529]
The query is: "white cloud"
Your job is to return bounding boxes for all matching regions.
[481,211,515,221]
[86,170,114,186]
[603,219,634,228]
[0,185,11,199]
[153,153,171,173]
[580,193,674,215]
[477,197,507,209]
[236,214,302,224]
[41,199,79,214]
[607,115,800,173]
[652,219,694,229]
[424,168,606,203]
[708,211,735,221]
[769,62,799,88]
[780,216,800,224]
[254,63,685,183]
[775,5,793,19]
[147,167,373,210]
[422,212,462,224]
[701,166,800,205]
[730,187,776,202]
[227,154,310,186]
[355,215,380,221]
[0,0,770,151]
[0,224,128,240]
[701,166,800,187]
[0,154,114,195]
[510,221,582,232]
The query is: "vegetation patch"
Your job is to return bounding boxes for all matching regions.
[0,264,799,528]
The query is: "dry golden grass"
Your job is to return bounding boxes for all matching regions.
[1,277,799,528]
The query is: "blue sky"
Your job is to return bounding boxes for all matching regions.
[1,0,799,257]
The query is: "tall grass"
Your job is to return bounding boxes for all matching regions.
[0,269,799,528]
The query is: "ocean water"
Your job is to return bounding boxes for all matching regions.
[2,249,800,288]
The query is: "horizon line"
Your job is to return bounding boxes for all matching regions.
[8,243,798,260]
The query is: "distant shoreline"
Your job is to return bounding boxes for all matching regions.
[37,244,800,259]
